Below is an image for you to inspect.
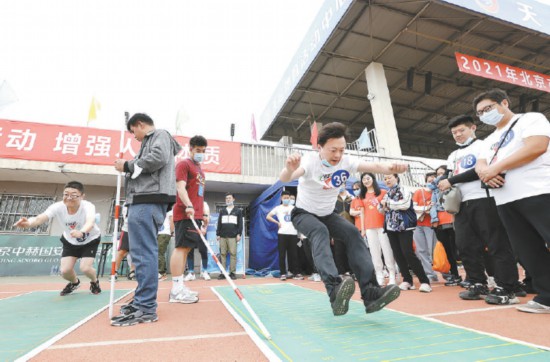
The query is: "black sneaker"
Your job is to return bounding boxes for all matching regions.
[110,309,158,326]
[60,279,80,296]
[514,284,528,297]
[218,273,226,280]
[459,283,489,300]
[330,276,355,316]
[229,272,237,280]
[459,279,471,289]
[485,287,519,305]
[90,280,101,294]
[363,285,401,314]
[127,271,136,280]
[111,304,139,321]
[444,275,462,287]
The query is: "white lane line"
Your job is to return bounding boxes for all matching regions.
[422,305,518,317]
[15,289,134,362]
[49,332,248,349]
[211,287,281,362]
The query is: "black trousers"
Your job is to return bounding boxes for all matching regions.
[332,239,351,275]
[454,197,519,291]
[277,234,300,275]
[387,230,430,285]
[434,227,459,277]
[292,207,375,300]
[497,194,550,306]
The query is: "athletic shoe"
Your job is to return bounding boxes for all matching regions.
[487,276,497,289]
[419,283,432,293]
[459,280,471,288]
[184,272,196,281]
[363,284,400,314]
[444,275,462,287]
[280,274,287,281]
[398,282,415,291]
[516,300,550,314]
[513,284,527,298]
[428,275,439,283]
[114,272,118,281]
[229,272,237,280]
[117,301,137,317]
[293,274,304,280]
[217,273,226,280]
[287,272,294,279]
[158,273,167,281]
[169,290,199,304]
[90,280,101,295]
[308,273,321,282]
[330,276,355,316]
[459,283,489,300]
[110,309,158,326]
[127,271,135,280]
[485,287,519,305]
[201,271,211,281]
[60,279,80,296]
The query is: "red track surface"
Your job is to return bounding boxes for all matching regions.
[1,274,548,361]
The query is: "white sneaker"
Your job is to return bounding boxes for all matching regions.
[183,287,199,297]
[388,273,396,285]
[419,283,432,293]
[399,282,416,290]
[487,276,497,289]
[308,273,321,282]
[169,290,199,304]
[201,271,211,281]
[184,272,196,281]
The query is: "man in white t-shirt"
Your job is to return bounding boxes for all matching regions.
[474,88,550,314]
[438,114,521,305]
[267,190,303,281]
[14,181,102,296]
[280,122,407,316]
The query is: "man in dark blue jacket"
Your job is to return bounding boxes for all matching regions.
[216,193,243,280]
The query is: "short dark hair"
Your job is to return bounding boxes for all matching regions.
[472,88,510,110]
[425,172,437,182]
[225,192,235,199]
[190,135,208,148]
[317,122,347,146]
[64,181,84,193]
[448,114,475,129]
[281,190,291,197]
[127,113,154,132]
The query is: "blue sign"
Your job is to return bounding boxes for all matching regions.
[443,0,550,35]
[331,170,350,188]
[258,0,354,138]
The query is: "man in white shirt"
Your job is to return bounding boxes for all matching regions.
[438,114,521,305]
[474,88,550,314]
[14,181,102,296]
[280,122,407,316]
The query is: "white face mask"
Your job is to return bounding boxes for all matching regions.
[479,108,504,126]
[456,137,475,147]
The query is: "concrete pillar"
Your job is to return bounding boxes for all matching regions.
[364,62,402,158]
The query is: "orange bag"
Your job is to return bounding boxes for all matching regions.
[432,241,451,274]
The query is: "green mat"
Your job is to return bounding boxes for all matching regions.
[213,284,549,362]
[0,289,130,361]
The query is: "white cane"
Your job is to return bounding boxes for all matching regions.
[190,219,272,340]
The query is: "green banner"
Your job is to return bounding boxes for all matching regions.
[0,234,104,276]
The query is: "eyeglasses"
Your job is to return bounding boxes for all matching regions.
[476,103,497,117]
[63,194,81,199]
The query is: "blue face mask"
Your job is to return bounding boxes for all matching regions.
[321,159,332,167]
[226,201,233,207]
[479,108,504,126]
[353,189,361,197]
[193,153,205,163]
[289,199,295,205]
[456,137,474,147]
[282,199,290,205]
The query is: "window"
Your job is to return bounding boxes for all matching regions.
[0,194,55,233]
[106,198,125,236]
[215,203,250,236]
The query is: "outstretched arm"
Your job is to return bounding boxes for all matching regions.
[280,153,305,182]
[357,161,408,175]
[14,213,49,229]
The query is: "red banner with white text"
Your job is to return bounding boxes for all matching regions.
[455,52,550,93]
[0,119,241,174]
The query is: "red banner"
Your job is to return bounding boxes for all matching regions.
[0,119,241,174]
[455,52,550,93]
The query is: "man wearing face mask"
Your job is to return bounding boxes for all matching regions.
[217,193,243,280]
[474,88,550,314]
[438,114,521,305]
[169,135,208,304]
[112,113,182,326]
[281,122,408,316]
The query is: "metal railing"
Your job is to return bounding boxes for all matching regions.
[0,194,54,233]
